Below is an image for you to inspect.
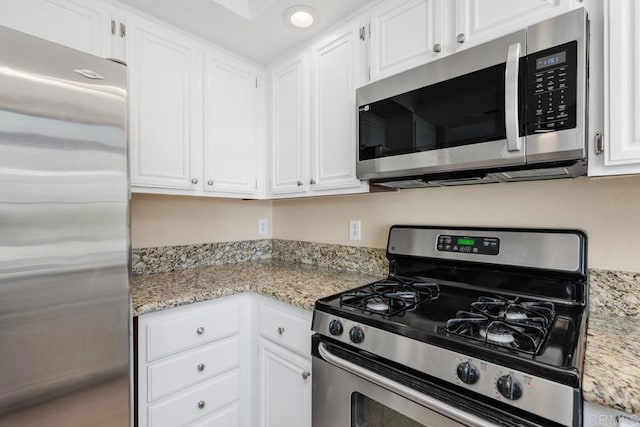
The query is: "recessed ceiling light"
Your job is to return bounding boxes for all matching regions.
[284,5,317,29]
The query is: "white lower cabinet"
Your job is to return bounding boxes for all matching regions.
[137,294,250,427]
[258,339,311,427]
[257,297,313,427]
[137,293,312,427]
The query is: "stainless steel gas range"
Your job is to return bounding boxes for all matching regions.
[311,226,588,427]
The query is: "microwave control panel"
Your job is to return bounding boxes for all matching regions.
[526,41,578,134]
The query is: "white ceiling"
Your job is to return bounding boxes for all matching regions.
[119,0,374,64]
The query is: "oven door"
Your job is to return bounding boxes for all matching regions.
[312,337,548,427]
[356,30,526,181]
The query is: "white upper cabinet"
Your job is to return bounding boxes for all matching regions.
[453,0,574,51]
[0,0,112,57]
[309,23,364,192]
[269,53,309,196]
[599,0,640,174]
[267,22,368,198]
[126,11,202,191]
[368,0,444,81]
[204,52,262,196]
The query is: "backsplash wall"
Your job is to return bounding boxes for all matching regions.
[131,176,640,272]
[273,175,640,272]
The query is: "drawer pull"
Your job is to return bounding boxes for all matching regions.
[197,363,205,372]
[302,371,310,380]
[196,327,205,335]
[277,327,285,335]
[197,400,206,409]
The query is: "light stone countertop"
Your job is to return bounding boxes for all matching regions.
[131,260,382,316]
[583,315,640,415]
[130,261,640,416]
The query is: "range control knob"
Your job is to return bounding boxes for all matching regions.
[349,326,365,344]
[456,361,480,384]
[328,319,344,336]
[496,374,523,400]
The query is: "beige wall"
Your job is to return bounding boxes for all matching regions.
[131,194,273,248]
[273,176,640,272]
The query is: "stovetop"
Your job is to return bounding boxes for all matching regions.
[315,276,584,378]
[313,225,589,387]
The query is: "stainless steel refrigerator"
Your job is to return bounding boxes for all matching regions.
[0,25,130,426]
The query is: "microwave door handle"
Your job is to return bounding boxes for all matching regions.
[317,342,500,427]
[505,42,522,152]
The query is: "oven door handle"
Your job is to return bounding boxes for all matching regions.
[505,42,522,152]
[318,342,500,427]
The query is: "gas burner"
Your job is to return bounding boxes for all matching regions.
[444,297,556,355]
[366,299,390,312]
[479,326,515,344]
[339,280,440,318]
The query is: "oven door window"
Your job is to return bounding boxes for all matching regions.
[351,392,427,427]
[359,64,507,161]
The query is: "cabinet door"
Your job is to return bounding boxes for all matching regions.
[127,12,202,190]
[0,0,111,57]
[369,0,444,81]
[454,0,573,51]
[269,54,309,195]
[309,24,362,192]
[204,53,260,196]
[258,339,311,427]
[602,0,640,169]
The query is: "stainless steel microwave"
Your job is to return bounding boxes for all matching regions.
[356,9,588,188]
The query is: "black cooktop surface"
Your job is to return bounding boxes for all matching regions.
[315,276,585,383]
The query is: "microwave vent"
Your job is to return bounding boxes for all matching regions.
[375,179,433,189]
[498,167,571,180]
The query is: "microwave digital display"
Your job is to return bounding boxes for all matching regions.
[536,51,567,69]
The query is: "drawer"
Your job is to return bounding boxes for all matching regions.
[148,336,240,402]
[148,370,239,427]
[146,301,240,361]
[259,304,311,357]
[189,403,240,427]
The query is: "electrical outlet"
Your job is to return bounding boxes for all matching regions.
[258,218,268,235]
[349,220,361,241]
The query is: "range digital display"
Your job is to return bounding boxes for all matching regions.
[437,235,500,256]
[536,51,567,69]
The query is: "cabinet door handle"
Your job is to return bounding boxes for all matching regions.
[456,33,466,44]
[277,327,285,335]
[309,179,316,185]
[197,363,205,372]
[196,327,205,335]
[111,20,116,35]
[302,371,310,380]
[207,180,214,186]
[594,132,604,155]
[197,400,206,409]
[119,22,126,38]
[433,43,441,53]
[191,178,199,184]
[297,181,303,186]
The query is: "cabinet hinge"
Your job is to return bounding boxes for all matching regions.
[255,77,258,88]
[594,132,604,156]
[359,26,366,41]
[367,66,371,81]
[119,22,126,38]
[255,179,258,190]
[368,23,371,38]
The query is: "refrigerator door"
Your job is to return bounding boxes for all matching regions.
[0,26,130,426]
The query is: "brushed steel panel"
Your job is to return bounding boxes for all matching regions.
[0,25,129,425]
[387,227,584,273]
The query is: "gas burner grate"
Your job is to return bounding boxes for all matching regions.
[339,279,440,318]
[444,296,556,355]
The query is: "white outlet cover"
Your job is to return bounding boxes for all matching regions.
[258,218,268,235]
[349,220,361,241]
